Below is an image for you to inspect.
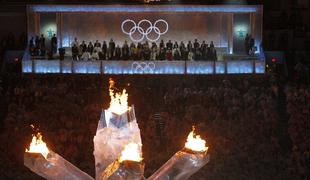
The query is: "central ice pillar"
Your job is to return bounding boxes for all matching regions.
[93,105,142,180]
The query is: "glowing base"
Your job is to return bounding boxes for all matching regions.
[99,160,145,180]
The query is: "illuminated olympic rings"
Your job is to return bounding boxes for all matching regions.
[121,19,169,42]
[131,62,156,73]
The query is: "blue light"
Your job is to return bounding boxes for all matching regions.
[22,60,32,73]
[30,5,260,13]
[22,60,265,74]
[34,60,60,73]
[227,61,253,74]
[255,60,265,73]
[215,62,225,74]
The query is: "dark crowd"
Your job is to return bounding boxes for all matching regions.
[0,74,309,179]
[0,33,27,68]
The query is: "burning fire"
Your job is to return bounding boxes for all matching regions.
[119,143,142,162]
[108,78,129,115]
[185,126,208,152]
[26,132,49,159]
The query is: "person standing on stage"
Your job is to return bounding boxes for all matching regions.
[94,40,101,48]
[137,42,143,60]
[80,41,87,54]
[71,37,79,47]
[245,33,250,55]
[158,47,166,61]
[71,44,79,61]
[180,41,186,60]
[129,42,136,60]
[108,39,115,60]
[249,36,255,55]
[210,41,215,48]
[166,40,173,50]
[173,47,181,60]
[51,34,57,54]
[87,42,94,55]
[151,42,158,61]
[187,41,193,52]
[142,41,151,60]
[29,37,35,55]
[210,45,217,61]
[173,41,179,49]
[122,40,129,60]
[39,34,46,56]
[35,35,40,48]
[34,36,40,56]
[102,41,107,60]
[159,39,165,49]
[194,39,200,51]
[201,41,207,60]
[115,45,121,60]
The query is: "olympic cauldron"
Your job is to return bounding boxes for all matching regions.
[24,79,209,180]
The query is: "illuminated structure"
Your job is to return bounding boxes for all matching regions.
[24,4,264,74]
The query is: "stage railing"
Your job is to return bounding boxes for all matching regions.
[22,60,265,74]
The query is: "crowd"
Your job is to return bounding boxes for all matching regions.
[70,38,218,61]
[0,75,309,179]
[286,85,310,179]
[0,33,27,67]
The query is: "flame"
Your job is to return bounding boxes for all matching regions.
[108,78,129,115]
[26,132,49,159]
[119,143,143,162]
[185,126,208,152]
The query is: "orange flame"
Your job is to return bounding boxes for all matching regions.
[108,78,129,115]
[119,143,143,162]
[185,126,208,152]
[26,132,49,159]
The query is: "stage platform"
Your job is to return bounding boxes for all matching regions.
[24,4,265,75]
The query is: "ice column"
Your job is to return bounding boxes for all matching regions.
[148,149,210,180]
[93,105,142,179]
[24,151,94,180]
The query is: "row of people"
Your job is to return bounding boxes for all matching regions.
[71,38,217,61]
[29,34,58,57]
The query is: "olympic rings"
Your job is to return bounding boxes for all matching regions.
[132,62,156,73]
[121,19,169,42]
